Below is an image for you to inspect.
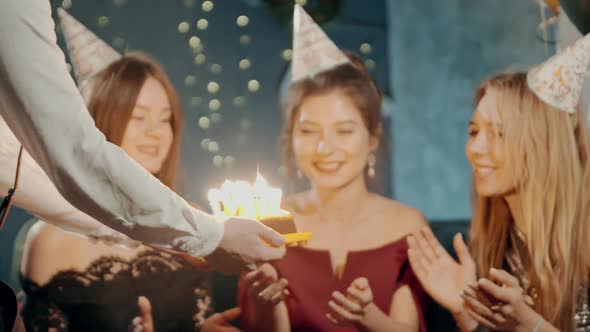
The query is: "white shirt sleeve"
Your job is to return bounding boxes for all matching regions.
[0,117,140,247]
[0,0,223,257]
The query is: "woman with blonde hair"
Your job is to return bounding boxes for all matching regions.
[407,34,590,331]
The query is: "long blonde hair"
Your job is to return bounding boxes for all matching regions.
[469,72,590,330]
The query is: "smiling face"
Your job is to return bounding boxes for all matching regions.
[292,89,378,190]
[120,77,174,174]
[466,87,516,197]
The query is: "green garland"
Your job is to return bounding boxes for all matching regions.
[262,0,342,27]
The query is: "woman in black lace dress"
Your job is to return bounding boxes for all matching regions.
[18,51,240,332]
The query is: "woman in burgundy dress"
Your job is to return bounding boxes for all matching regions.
[238,6,430,332]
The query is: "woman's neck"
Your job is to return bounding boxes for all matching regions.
[309,175,371,225]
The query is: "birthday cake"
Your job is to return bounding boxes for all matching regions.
[208,173,311,246]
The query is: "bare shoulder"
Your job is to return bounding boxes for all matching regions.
[20,221,77,284]
[22,221,60,259]
[371,194,428,235]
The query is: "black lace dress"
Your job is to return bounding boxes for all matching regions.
[20,250,214,331]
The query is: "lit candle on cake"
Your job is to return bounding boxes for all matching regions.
[207,172,311,246]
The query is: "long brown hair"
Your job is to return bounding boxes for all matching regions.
[84,52,182,189]
[280,51,383,189]
[469,72,590,329]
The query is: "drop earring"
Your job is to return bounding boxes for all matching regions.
[367,153,376,178]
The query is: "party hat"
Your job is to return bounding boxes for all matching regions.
[527,33,590,113]
[291,4,350,82]
[58,8,121,89]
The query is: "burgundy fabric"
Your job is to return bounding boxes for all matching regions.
[239,237,429,332]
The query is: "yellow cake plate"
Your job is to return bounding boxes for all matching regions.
[283,232,313,246]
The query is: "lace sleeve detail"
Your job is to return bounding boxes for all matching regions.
[192,286,214,331]
[21,278,69,332]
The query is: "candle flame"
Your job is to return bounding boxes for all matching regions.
[207,171,287,219]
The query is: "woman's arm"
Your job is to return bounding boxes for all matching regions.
[239,264,291,332]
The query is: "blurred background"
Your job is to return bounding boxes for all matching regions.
[1,0,587,313]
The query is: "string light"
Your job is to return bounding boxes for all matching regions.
[97,16,110,28]
[199,117,210,129]
[207,82,220,94]
[209,99,221,111]
[197,19,209,30]
[208,141,220,153]
[240,35,251,46]
[247,80,260,92]
[202,1,214,12]
[364,59,376,70]
[239,59,251,70]
[233,96,246,108]
[200,138,211,150]
[189,36,201,48]
[237,15,249,27]
[194,54,206,65]
[360,43,372,54]
[213,155,223,167]
[281,49,292,61]
[184,75,197,86]
[61,0,72,9]
[183,0,196,8]
[178,21,190,33]
[190,96,202,106]
[192,44,204,53]
[210,63,223,74]
[224,156,236,168]
[112,37,126,49]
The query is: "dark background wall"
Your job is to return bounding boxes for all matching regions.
[387,0,551,220]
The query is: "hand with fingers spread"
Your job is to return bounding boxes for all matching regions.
[202,307,244,332]
[129,296,154,332]
[326,277,373,327]
[243,263,289,307]
[407,227,478,330]
[461,268,557,332]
